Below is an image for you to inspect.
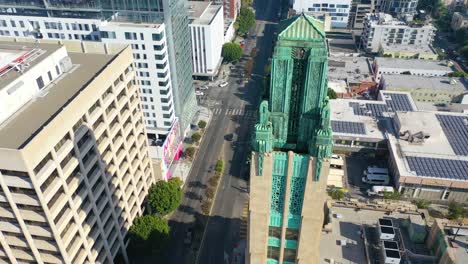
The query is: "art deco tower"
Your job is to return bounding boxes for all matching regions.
[247,14,333,264]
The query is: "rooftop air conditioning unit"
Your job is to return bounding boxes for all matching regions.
[59,56,73,73]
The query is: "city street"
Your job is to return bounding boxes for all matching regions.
[162,0,280,263]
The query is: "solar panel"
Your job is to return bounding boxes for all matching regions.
[383,93,415,112]
[331,121,366,134]
[406,156,468,180]
[436,114,468,156]
[349,102,387,117]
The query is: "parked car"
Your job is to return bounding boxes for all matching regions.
[367,186,395,197]
[219,81,229,87]
[195,90,204,96]
[199,85,209,90]
[331,154,342,160]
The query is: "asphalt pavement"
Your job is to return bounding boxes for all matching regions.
[162,0,281,263]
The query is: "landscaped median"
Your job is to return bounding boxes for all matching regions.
[201,159,224,215]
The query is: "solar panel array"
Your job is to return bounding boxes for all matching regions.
[436,114,468,156]
[349,93,415,118]
[331,121,366,135]
[349,102,387,117]
[383,93,415,112]
[406,156,468,180]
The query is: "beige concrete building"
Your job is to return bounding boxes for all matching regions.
[0,41,154,263]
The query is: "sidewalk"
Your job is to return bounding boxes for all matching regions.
[170,105,213,184]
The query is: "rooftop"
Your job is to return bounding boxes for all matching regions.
[0,43,116,149]
[381,43,437,54]
[0,43,60,92]
[328,55,374,83]
[375,57,454,72]
[188,1,221,25]
[366,12,434,28]
[383,75,468,92]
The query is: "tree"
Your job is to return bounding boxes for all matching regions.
[215,160,224,174]
[185,146,195,160]
[127,215,170,256]
[327,88,337,99]
[461,45,468,61]
[222,42,243,62]
[235,7,255,35]
[205,187,215,199]
[454,29,467,45]
[197,120,207,130]
[448,200,467,220]
[383,191,402,200]
[191,132,201,144]
[449,71,468,77]
[148,179,182,216]
[412,199,431,209]
[328,188,346,200]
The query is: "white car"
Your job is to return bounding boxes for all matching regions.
[195,91,204,96]
[219,81,228,87]
[331,154,342,160]
[199,85,209,90]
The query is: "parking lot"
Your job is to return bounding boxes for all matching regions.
[343,153,389,198]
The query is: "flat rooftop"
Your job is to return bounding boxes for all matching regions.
[188,1,221,25]
[0,43,60,91]
[328,56,374,83]
[0,44,116,149]
[383,75,468,92]
[381,43,437,54]
[375,58,454,72]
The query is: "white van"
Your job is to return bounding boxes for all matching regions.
[363,167,389,176]
[367,186,395,197]
[362,173,390,185]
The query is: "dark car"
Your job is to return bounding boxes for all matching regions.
[225,133,234,141]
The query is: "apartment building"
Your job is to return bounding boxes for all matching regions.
[292,0,352,28]
[361,13,436,53]
[0,0,196,180]
[0,42,154,263]
[189,1,224,80]
[214,0,241,20]
[347,0,375,29]
[377,0,418,17]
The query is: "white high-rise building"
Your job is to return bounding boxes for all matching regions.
[360,13,436,53]
[188,1,224,80]
[0,41,154,263]
[292,0,352,28]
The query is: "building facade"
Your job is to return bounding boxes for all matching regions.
[0,0,196,180]
[292,0,352,28]
[0,42,154,263]
[376,0,418,17]
[347,0,376,29]
[189,1,224,80]
[451,12,468,31]
[213,0,240,20]
[247,14,333,264]
[361,13,436,53]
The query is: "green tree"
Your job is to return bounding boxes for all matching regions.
[127,215,170,256]
[215,160,224,173]
[412,199,431,209]
[461,45,468,61]
[327,88,337,99]
[448,200,467,220]
[383,191,402,200]
[185,146,195,160]
[148,179,182,216]
[198,120,207,130]
[328,188,346,200]
[449,71,468,77]
[191,132,202,144]
[235,7,255,35]
[222,42,243,62]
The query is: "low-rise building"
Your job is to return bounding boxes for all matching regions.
[380,75,468,104]
[373,57,454,83]
[328,55,377,97]
[451,12,468,31]
[361,13,436,53]
[188,1,224,80]
[0,41,154,263]
[380,44,439,60]
[330,90,468,203]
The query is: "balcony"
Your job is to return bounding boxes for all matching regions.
[2,174,33,189]
[55,139,74,161]
[114,136,124,149]
[27,224,52,237]
[93,122,106,139]
[56,208,73,232]
[62,158,79,180]
[43,178,62,203]
[88,106,102,124]
[11,192,40,207]
[97,137,110,153]
[116,149,126,164]
[35,160,56,185]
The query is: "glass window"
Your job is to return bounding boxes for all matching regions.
[36,76,44,89]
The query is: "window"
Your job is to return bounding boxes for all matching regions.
[267,246,280,260]
[47,71,52,81]
[36,76,44,89]
[140,33,144,40]
[101,31,116,39]
[443,191,450,200]
[55,65,60,75]
[125,32,137,40]
[152,32,164,41]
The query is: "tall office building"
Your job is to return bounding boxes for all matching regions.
[0,0,197,179]
[0,41,154,263]
[247,14,333,264]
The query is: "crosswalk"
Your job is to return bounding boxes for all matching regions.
[212,108,258,118]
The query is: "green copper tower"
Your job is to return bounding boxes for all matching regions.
[247,14,332,264]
